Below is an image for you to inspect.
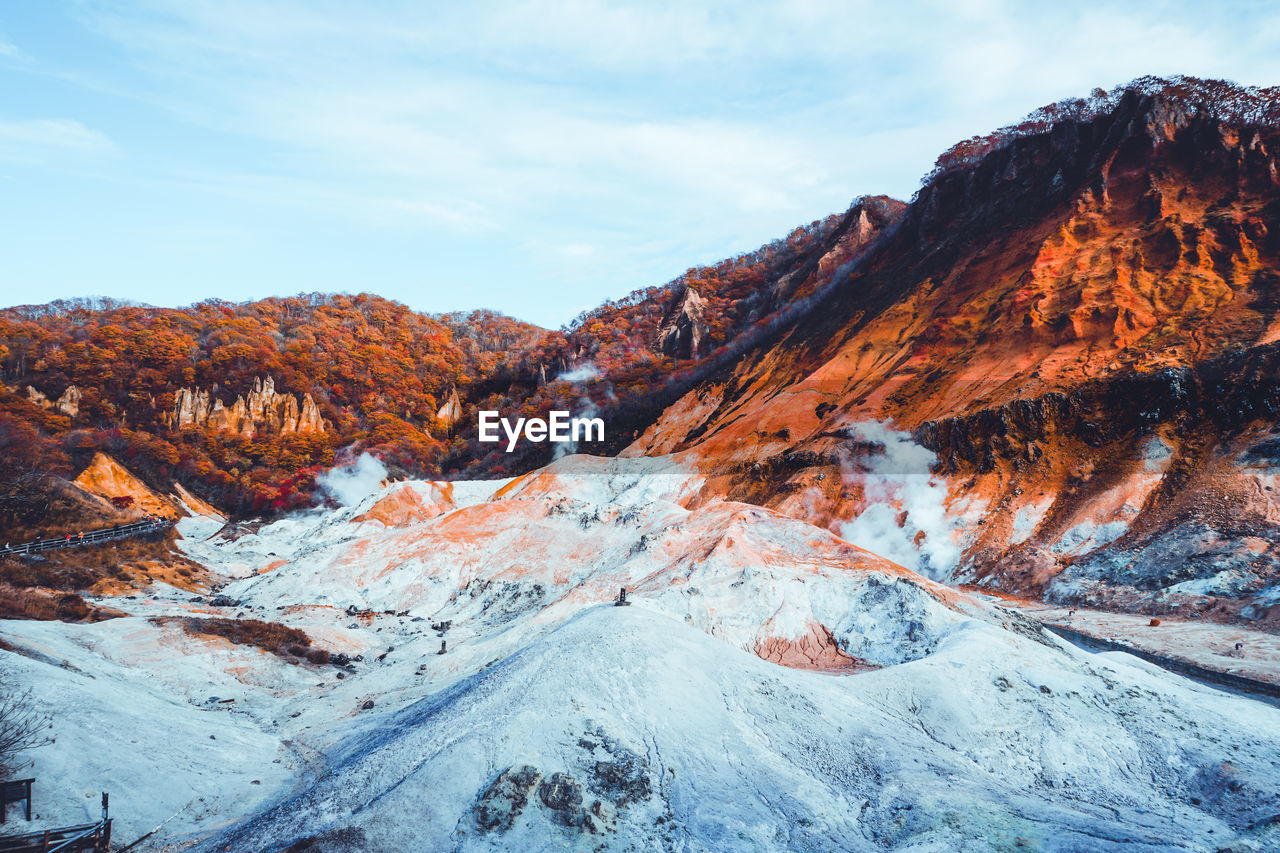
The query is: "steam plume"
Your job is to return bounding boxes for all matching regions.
[838,421,961,580]
[317,453,388,507]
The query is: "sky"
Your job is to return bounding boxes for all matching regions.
[1,1,1278,328]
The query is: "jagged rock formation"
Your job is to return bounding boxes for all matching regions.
[436,386,463,425]
[656,287,707,359]
[24,385,49,408]
[24,384,81,417]
[172,376,324,436]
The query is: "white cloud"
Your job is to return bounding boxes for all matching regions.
[0,118,114,160]
[164,168,493,231]
[10,0,1280,323]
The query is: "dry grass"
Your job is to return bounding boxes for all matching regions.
[0,529,206,595]
[153,616,327,664]
[0,471,132,541]
[0,582,112,622]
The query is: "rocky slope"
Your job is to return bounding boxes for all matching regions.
[625,83,1280,628]
[1,459,1278,851]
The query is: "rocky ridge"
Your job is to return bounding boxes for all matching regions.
[624,87,1280,627]
[170,375,325,436]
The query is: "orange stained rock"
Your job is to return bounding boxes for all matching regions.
[753,623,872,673]
[354,482,456,527]
[73,452,180,519]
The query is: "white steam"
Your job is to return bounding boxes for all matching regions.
[553,362,605,460]
[838,421,961,580]
[317,453,388,507]
[556,362,600,383]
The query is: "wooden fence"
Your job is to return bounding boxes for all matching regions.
[0,819,112,853]
[0,520,171,557]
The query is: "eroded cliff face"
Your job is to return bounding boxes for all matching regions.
[21,383,81,417]
[625,91,1280,627]
[171,375,324,436]
[656,287,708,359]
[72,451,181,519]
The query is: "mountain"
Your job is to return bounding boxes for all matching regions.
[5,75,1280,622]
[5,76,1280,623]
[625,78,1280,629]
[4,75,1280,852]
[0,198,897,523]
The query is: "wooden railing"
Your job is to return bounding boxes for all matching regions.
[0,780,33,824]
[0,520,172,557]
[0,793,111,853]
[0,819,112,853]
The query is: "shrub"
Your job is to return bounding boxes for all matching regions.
[0,583,105,622]
[0,672,52,777]
[54,593,91,620]
[155,616,330,664]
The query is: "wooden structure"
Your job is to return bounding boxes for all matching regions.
[0,792,111,853]
[0,519,171,557]
[0,820,112,853]
[0,780,33,824]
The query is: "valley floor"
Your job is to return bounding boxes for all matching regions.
[2,455,1279,852]
[982,597,1280,693]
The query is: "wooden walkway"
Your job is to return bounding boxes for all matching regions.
[1,519,172,557]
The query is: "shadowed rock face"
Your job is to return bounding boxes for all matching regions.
[656,287,708,360]
[278,827,369,853]
[626,89,1280,625]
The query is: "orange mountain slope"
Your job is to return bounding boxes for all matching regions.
[5,77,1280,629]
[626,83,1280,627]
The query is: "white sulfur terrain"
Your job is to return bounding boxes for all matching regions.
[1,454,1279,852]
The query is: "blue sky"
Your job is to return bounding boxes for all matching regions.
[1,1,1278,328]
